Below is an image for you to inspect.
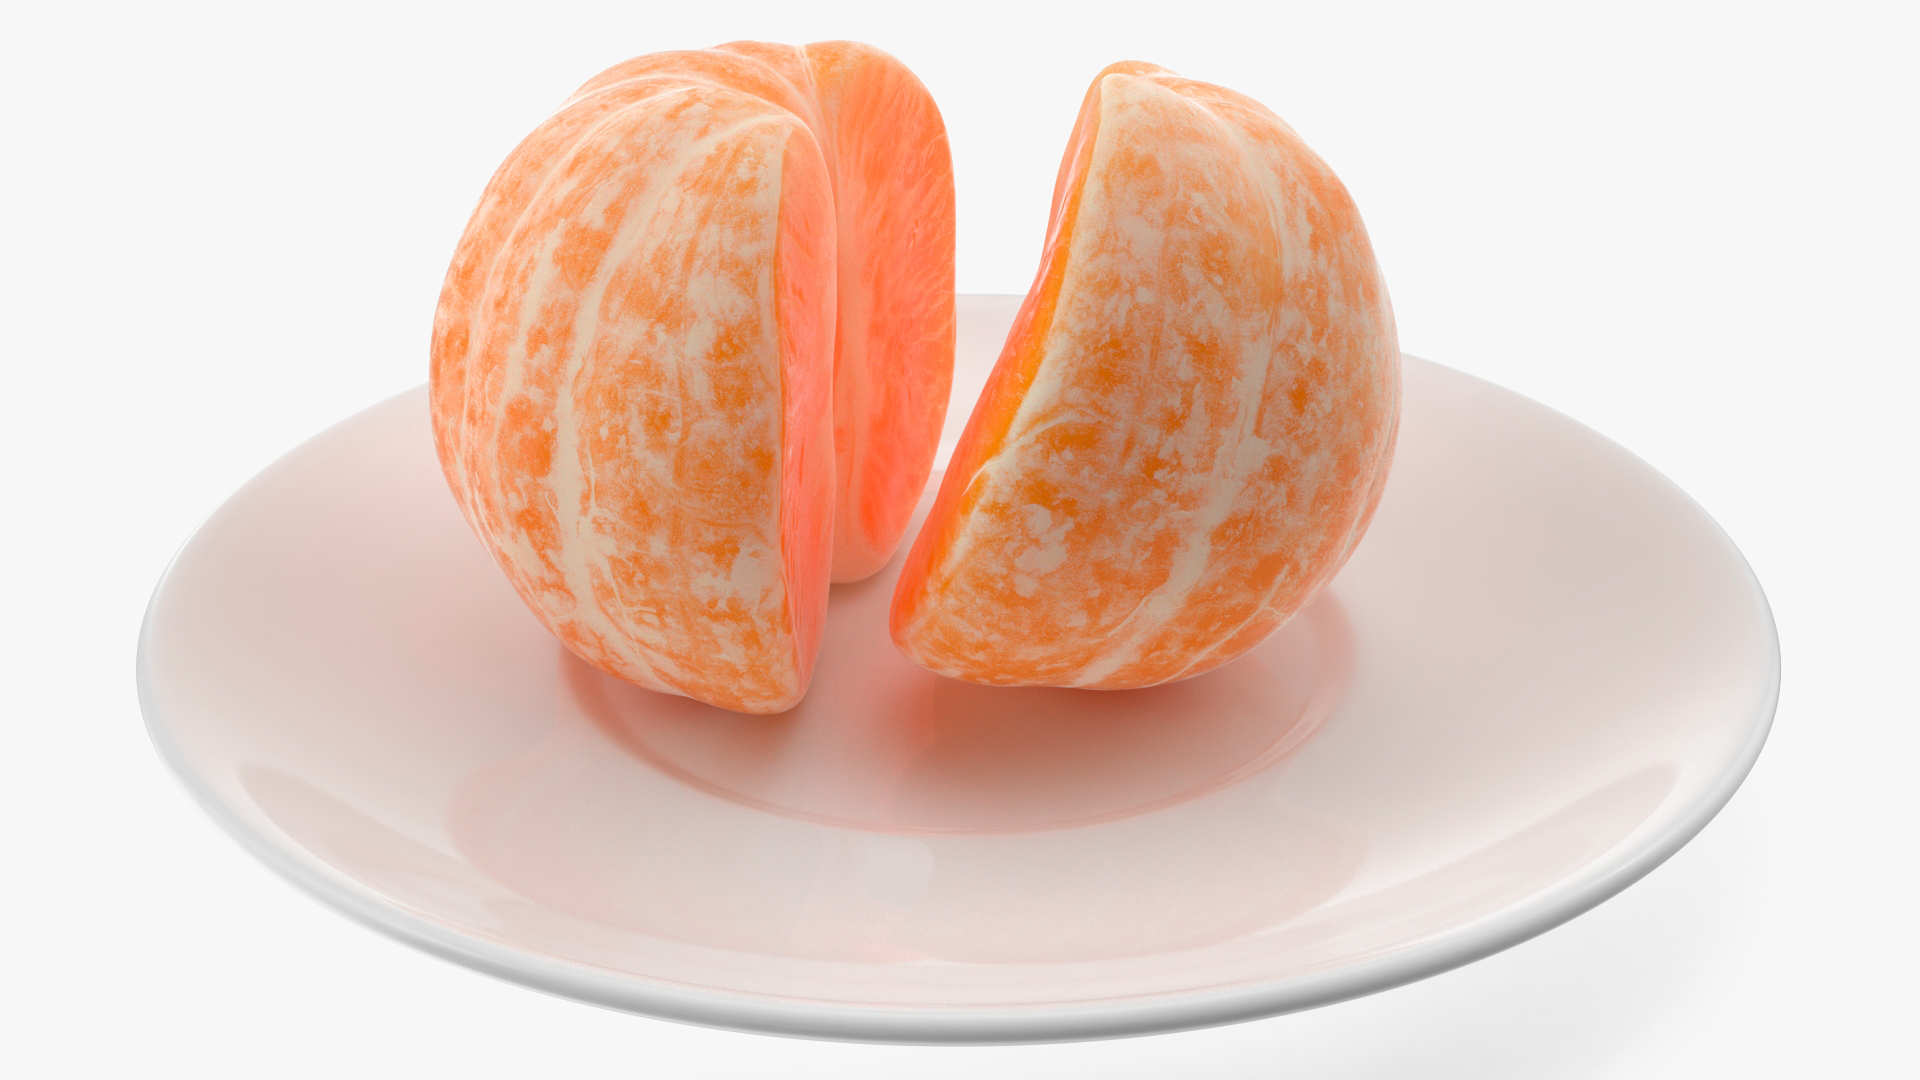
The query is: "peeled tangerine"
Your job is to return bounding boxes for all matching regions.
[891,62,1400,688]
[431,42,954,713]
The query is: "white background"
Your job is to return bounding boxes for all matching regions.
[4,0,1915,1075]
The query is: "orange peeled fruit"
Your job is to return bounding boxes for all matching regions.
[891,62,1400,689]
[430,41,954,714]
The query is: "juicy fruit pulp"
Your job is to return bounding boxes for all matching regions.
[891,62,1400,689]
[431,42,954,714]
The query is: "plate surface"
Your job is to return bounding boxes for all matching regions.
[139,295,1776,1043]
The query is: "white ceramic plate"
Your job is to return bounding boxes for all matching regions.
[139,295,1776,1043]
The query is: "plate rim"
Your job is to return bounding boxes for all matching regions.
[137,347,1779,1044]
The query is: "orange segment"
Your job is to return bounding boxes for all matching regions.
[798,42,957,582]
[891,63,1399,689]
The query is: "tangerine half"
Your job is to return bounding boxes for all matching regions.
[431,42,954,713]
[891,62,1400,689]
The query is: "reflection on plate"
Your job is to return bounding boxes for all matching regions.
[139,295,1776,1043]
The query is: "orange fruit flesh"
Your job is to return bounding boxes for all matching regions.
[891,63,1400,689]
[807,47,958,583]
[431,42,951,713]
